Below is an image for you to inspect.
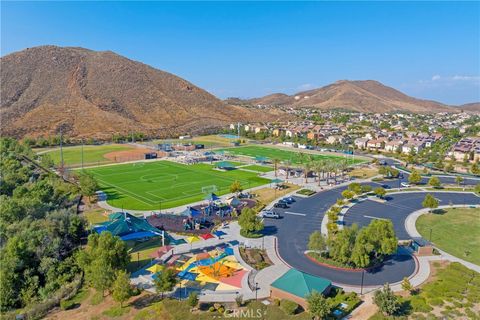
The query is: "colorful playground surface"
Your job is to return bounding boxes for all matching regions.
[148,244,248,292]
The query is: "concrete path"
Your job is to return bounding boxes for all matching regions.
[130,221,290,302]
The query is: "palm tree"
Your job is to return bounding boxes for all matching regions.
[273,158,280,177]
[284,159,292,180]
[313,160,325,186]
[303,160,313,183]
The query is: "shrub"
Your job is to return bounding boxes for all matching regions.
[409,296,432,313]
[280,299,298,315]
[209,306,216,312]
[273,298,280,306]
[60,299,75,310]
[217,306,225,314]
[235,294,243,307]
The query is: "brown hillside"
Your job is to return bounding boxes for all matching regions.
[0,46,279,139]
[235,80,456,113]
[459,102,480,113]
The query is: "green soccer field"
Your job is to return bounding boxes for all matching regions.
[87,160,271,210]
[41,144,135,167]
[218,145,364,165]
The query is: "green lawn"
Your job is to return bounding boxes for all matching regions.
[218,145,364,165]
[417,208,480,265]
[42,144,134,167]
[87,160,270,210]
[241,164,274,172]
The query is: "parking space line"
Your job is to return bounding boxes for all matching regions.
[363,215,389,220]
[284,211,307,216]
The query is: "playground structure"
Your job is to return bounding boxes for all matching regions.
[147,245,248,293]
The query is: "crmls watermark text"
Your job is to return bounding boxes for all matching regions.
[214,308,266,318]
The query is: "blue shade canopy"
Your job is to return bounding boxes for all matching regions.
[204,193,220,201]
[213,230,226,237]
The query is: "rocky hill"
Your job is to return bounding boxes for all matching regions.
[458,103,480,113]
[0,46,280,139]
[232,80,457,113]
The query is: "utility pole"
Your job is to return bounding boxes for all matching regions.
[59,127,64,170]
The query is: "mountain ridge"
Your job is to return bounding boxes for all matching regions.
[227,80,469,113]
[0,45,282,139]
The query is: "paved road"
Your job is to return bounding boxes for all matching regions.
[263,176,479,286]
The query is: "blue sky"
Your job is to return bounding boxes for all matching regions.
[2,1,479,104]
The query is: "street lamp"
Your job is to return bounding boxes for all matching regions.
[429,228,433,243]
[360,270,365,295]
[255,282,259,301]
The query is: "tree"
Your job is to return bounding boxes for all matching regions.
[422,194,439,212]
[307,290,331,320]
[401,277,413,294]
[78,172,99,200]
[187,292,199,308]
[308,231,327,252]
[348,183,363,195]
[153,267,177,298]
[475,183,480,194]
[273,158,280,177]
[363,220,398,258]
[238,208,264,236]
[229,180,243,194]
[76,232,130,295]
[40,153,54,168]
[374,187,386,199]
[408,169,422,185]
[455,176,464,186]
[471,161,479,175]
[341,189,354,200]
[428,176,441,188]
[112,270,132,307]
[373,283,399,316]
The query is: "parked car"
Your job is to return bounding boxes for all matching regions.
[282,196,296,204]
[261,211,280,219]
[401,182,411,188]
[278,199,289,204]
[274,202,288,209]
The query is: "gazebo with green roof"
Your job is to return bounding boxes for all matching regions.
[270,269,332,309]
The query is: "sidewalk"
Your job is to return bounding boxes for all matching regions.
[130,221,291,302]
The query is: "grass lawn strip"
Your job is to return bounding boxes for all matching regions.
[219,145,364,165]
[416,207,480,265]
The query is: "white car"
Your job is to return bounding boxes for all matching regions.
[401,182,411,188]
[261,211,280,219]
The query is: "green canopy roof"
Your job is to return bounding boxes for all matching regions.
[216,161,235,168]
[271,269,331,298]
[103,212,162,237]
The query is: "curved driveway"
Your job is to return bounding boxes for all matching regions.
[264,174,479,286]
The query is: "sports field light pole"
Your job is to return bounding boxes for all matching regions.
[81,139,84,170]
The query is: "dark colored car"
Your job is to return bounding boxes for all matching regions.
[274,202,288,208]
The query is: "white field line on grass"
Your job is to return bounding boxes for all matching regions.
[94,177,157,206]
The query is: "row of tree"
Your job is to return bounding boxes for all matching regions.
[0,138,86,311]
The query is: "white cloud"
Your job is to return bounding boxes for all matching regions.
[296,83,317,91]
[418,74,480,86]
